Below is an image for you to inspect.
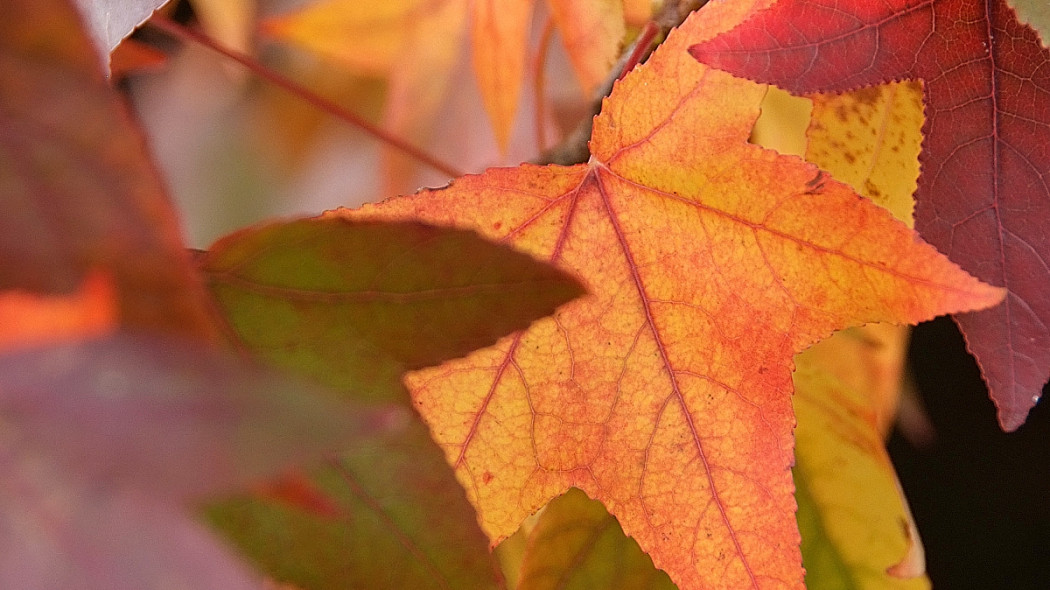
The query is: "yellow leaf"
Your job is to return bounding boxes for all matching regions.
[547,0,626,93]
[261,0,435,76]
[471,0,536,150]
[807,81,924,228]
[793,325,930,589]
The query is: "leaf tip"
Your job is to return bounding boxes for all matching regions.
[995,398,1038,433]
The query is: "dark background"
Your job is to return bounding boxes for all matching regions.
[891,317,1050,588]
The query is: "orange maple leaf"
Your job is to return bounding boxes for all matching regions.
[332,5,1003,589]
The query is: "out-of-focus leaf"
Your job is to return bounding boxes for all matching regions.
[71,0,170,65]
[108,38,168,78]
[380,0,469,196]
[1008,0,1050,46]
[0,335,408,503]
[623,0,654,27]
[1,0,217,340]
[471,0,535,150]
[207,408,504,590]
[200,217,585,398]
[517,488,677,590]
[548,0,625,93]
[0,457,263,590]
[0,334,408,590]
[0,270,118,352]
[189,0,255,55]
[793,325,929,590]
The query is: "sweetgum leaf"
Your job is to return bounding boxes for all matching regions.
[1,0,216,340]
[201,217,580,589]
[334,4,1004,588]
[689,0,1050,431]
[793,326,930,590]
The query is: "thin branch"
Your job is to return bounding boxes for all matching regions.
[146,15,464,180]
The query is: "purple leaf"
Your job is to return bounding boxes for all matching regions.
[0,334,408,502]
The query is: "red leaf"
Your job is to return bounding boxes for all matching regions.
[1,0,216,340]
[689,0,1050,431]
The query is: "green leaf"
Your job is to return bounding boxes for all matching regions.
[207,411,503,590]
[200,217,585,399]
[517,488,677,590]
[200,217,583,590]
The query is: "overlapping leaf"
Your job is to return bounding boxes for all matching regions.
[263,0,631,166]
[1,0,216,340]
[199,218,582,589]
[689,0,1050,431]
[516,488,676,590]
[752,79,930,588]
[0,335,407,590]
[806,81,925,231]
[794,325,929,590]
[333,4,1004,588]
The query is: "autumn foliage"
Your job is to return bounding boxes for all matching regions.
[2,0,1047,589]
